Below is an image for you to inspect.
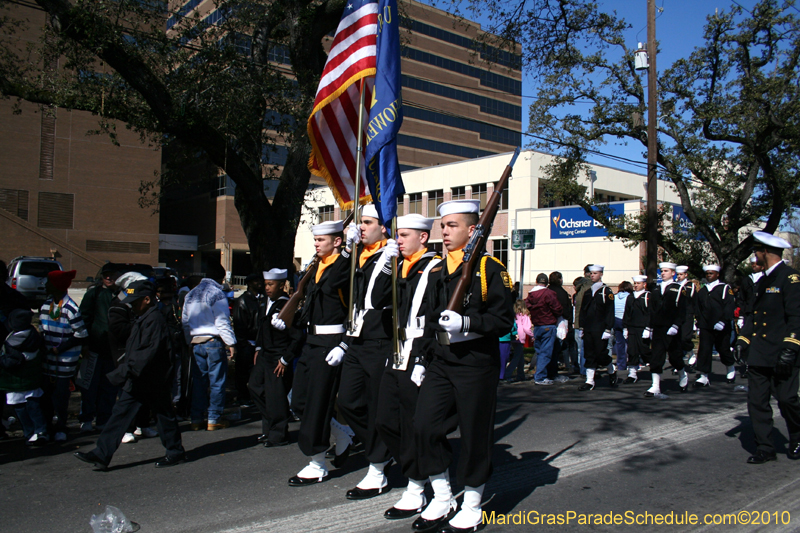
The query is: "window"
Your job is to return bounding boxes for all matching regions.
[500,181,509,210]
[342,208,353,220]
[428,190,444,216]
[472,184,488,210]
[429,242,443,255]
[492,239,508,267]
[396,197,404,216]
[451,186,466,200]
[0,189,29,221]
[38,192,74,229]
[318,205,334,222]
[86,240,151,254]
[408,193,423,214]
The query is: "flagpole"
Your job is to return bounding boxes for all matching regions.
[391,216,400,366]
[347,80,367,334]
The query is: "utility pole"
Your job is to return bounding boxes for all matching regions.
[646,0,659,279]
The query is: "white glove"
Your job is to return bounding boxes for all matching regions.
[410,364,426,387]
[383,239,399,259]
[325,346,345,366]
[642,328,651,339]
[737,317,744,329]
[345,223,361,248]
[271,315,286,331]
[714,321,725,331]
[667,325,679,336]
[439,310,464,333]
[579,329,584,338]
[601,330,612,340]
[623,329,628,340]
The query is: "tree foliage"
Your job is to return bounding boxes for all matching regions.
[446,0,800,281]
[0,0,347,271]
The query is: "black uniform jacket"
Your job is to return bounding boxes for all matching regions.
[579,283,614,333]
[298,253,350,348]
[256,296,303,363]
[424,253,515,367]
[108,299,135,363]
[107,305,173,398]
[342,244,393,341]
[681,281,697,316]
[649,281,686,329]
[232,290,263,343]
[737,262,800,367]
[397,251,440,368]
[622,291,651,329]
[695,282,735,329]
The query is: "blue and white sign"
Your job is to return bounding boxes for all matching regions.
[550,204,625,239]
[672,205,705,240]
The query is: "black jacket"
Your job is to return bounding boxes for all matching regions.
[106,305,173,398]
[695,282,735,330]
[649,281,686,329]
[108,299,135,363]
[232,290,263,343]
[550,284,574,325]
[622,291,651,329]
[736,262,800,367]
[342,244,393,341]
[298,253,350,347]
[579,283,614,333]
[256,296,303,363]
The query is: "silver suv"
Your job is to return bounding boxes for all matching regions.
[6,256,63,308]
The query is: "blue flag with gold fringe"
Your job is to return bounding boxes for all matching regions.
[364,0,404,227]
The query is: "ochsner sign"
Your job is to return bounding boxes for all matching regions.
[550,204,625,239]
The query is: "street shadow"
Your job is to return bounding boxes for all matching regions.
[187,434,264,462]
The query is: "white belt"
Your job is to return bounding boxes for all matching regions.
[400,327,425,341]
[311,324,345,335]
[437,331,483,345]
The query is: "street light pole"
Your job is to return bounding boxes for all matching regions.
[646,0,659,280]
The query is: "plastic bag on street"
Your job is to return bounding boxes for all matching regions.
[90,505,140,533]
[556,318,568,341]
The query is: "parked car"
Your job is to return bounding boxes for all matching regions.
[6,256,63,308]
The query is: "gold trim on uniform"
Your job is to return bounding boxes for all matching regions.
[785,337,800,347]
[738,336,751,344]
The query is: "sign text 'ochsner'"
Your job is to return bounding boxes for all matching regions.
[549,204,625,239]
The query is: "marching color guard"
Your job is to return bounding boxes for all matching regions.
[646,263,689,397]
[694,265,736,387]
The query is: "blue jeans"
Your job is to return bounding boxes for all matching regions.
[505,341,526,381]
[533,325,557,382]
[13,396,47,438]
[191,339,228,423]
[613,317,629,370]
[575,329,586,376]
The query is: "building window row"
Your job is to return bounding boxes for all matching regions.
[397,134,496,160]
[402,75,521,122]
[0,189,29,221]
[404,105,521,147]
[401,48,522,96]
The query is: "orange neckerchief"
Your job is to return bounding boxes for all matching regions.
[359,240,387,268]
[315,253,340,283]
[446,248,465,274]
[401,249,427,278]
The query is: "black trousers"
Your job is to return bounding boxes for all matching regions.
[291,343,341,456]
[627,327,652,367]
[650,327,685,374]
[235,343,255,404]
[338,339,392,464]
[696,326,735,374]
[414,359,499,488]
[93,387,184,464]
[375,367,422,480]
[583,329,612,369]
[248,353,293,444]
[681,316,695,352]
[747,366,800,454]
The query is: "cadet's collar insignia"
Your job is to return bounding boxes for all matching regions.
[789,274,800,283]
[766,286,781,294]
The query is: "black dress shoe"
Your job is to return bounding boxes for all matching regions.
[412,514,451,532]
[385,503,424,520]
[671,368,679,375]
[747,451,777,464]
[288,473,330,486]
[438,523,484,533]
[155,453,186,468]
[332,443,351,468]
[726,377,736,384]
[608,373,618,387]
[74,451,109,471]
[257,434,269,443]
[346,485,388,500]
[788,442,800,460]
[578,383,595,391]
[264,440,289,448]
[623,376,638,384]
[680,385,689,393]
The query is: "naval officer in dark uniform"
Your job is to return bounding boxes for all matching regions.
[646,262,689,396]
[735,231,800,464]
[412,199,514,533]
[578,264,616,391]
[694,264,736,387]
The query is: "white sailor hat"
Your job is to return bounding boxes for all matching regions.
[397,214,435,231]
[632,275,648,283]
[659,262,677,270]
[438,199,480,217]
[753,231,792,249]
[749,255,757,263]
[588,264,604,272]
[702,264,721,272]
[676,265,689,273]
[263,268,288,280]
[361,204,379,219]
[311,220,344,236]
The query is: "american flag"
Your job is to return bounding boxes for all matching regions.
[307,0,378,209]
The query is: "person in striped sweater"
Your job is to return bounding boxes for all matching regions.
[39,270,88,442]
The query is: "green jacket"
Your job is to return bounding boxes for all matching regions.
[79,284,118,357]
[573,277,591,329]
[0,348,43,392]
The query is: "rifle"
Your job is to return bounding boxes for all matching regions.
[446,147,520,314]
[277,211,355,326]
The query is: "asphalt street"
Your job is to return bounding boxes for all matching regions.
[1,358,799,533]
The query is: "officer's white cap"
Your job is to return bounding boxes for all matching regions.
[397,214,435,231]
[703,264,721,272]
[438,199,480,217]
[361,204,379,220]
[588,264,604,272]
[311,220,344,236]
[632,275,648,282]
[750,256,757,263]
[753,231,792,249]
[659,262,677,270]
[676,266,689,273]
[263,268,288,280]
